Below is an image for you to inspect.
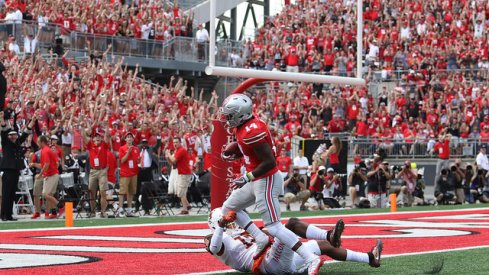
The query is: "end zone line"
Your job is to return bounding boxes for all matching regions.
[0,207,488,233]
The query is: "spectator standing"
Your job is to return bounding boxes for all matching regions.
[432,133,451,191]
[50,135,64,173]
[82,128,110,218]
[137,136,161,213]
[38,135,62,219]
[0,113,34,221]
[24,30,40,56]
[196,24,209,61]
[29,148,43,219]
[476,144,489,172]
[118,133,140,217]
[366,157,391,208]
[285,47,299,72]
[166,137,192,215]
[320,136,342,172]
[293,148,309,185]
[276,148,292,179]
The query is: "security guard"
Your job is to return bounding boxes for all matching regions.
[0,113,36,221]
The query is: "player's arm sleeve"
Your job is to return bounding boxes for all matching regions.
[209,227,224,254]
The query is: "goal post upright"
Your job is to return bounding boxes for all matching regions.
[207,0,366,209]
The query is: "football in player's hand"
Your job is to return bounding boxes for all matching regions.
[222,142,243,159]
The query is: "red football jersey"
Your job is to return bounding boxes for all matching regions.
[234,116,278,179]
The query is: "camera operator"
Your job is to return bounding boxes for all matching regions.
[308,166,327,210]
[413,168,427,205]
[366,156,391,208]
[471,167,489,203]
[397,160,417,207]
[435,168,456,205]
[464,164,475,203]
[348,163,367,207]
[452,159,465,204]
[283,167,310,211]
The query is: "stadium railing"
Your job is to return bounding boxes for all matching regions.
[349,137,480,159]
[291,134,481,159]
[0,21,243,66]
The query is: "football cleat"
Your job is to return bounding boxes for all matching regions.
[368,240,383,268]
[328,219,344,248]
[307,257,324,275]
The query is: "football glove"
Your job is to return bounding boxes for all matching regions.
[230,172,255,189]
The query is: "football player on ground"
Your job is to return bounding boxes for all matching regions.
[219,93,322,274]
[204,208,383,274]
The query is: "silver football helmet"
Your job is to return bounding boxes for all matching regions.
[208,207,242,236]
[219,94,253,128]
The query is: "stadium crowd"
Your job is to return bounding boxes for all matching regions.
[0,0,193,40]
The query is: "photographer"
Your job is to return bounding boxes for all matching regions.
[464,164,475,203]
[452,159,465,204]
[435,169,456,205]
[308,166,327,210]
[397,161,417,207]
[283,167,310,211]
[366,156,391,208]
[471,167,489,203]
[348,163,367,207]
[413,168,427,205]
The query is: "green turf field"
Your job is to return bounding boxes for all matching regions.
[216,247,489,275]
[0,203,485,230]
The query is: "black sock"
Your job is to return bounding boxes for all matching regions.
[57,201,64,209]
[51,209,57,215]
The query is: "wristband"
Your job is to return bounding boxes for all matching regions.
[246,172,255,181]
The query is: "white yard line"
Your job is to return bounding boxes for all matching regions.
[0,207,487,233]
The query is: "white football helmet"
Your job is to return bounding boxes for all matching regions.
[219,94,253,128]
[208,207,242,236]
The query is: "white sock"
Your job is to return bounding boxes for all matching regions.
[346,249,369,263]
[296,244,319,262]
[306,225,329,240]
[233,210,269,243]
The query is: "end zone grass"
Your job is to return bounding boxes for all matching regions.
[217,247,489,275]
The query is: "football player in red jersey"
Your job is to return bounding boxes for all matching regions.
[219,93,323,275]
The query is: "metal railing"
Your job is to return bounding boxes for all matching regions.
[367,67,489,84]
[0,20,244,66]
[291,134,484,159]
[349,137,481,159]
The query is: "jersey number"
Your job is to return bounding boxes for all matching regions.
[233,235,254,249]
[245,123,258,133]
